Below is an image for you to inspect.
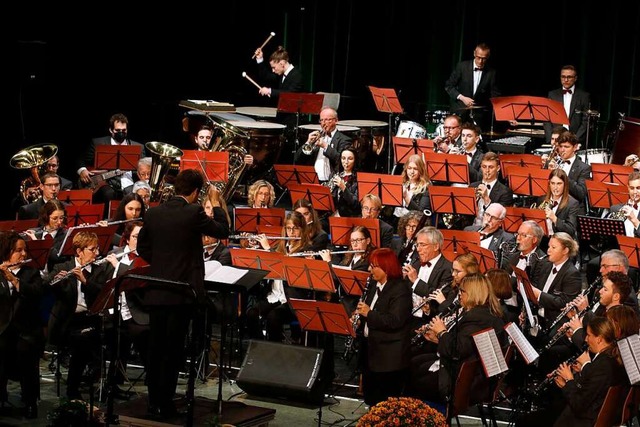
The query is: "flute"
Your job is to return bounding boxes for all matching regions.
[289,249,365,257]
[4,258,33,268]
[228,234,300,240]
[49,251,130,286]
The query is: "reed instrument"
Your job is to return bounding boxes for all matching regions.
[412,279,454,315]
[411,299,462,347]
[343,275,372,361]
[531,345,586,396]
[543,276,602,335]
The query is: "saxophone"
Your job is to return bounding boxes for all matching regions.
[343,276,372,361]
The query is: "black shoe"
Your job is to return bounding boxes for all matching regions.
[23,404,38,419]
[148,404,180,420]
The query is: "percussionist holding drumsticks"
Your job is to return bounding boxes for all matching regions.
[254,45,303,102]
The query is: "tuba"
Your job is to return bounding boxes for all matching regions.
[146,141,184,202]
[10,143,58,204]
[210,139,249,202]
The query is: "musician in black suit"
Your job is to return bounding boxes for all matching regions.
[536,169,583,246]
[46,231,115,400]
[461,123,484,183]
[403,227,453,329]
[0,232,44,419]
[354,248,412,406]
[464,203,516,259]
[542,65,591,145]
[503,221,547,304]
[361,194,394,248]
[551,131,591,204]
[445,43,501,131]
[254,45,303,104]
[76,113,145,209]
[16,173,62,220]
[330,147,361,218]
[294,107,352,183]
[137,169,229,419]
[471,151,514,209]
[293,198,329,251]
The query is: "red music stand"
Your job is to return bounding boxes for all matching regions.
[0,219,38,232]
[288,183,335,212]
[503,207,549,235]
[180,150,229,182]
[328,217,381,248]
[256,224,285,248]
[282,257,336,293]
[330,266,370,297]
[94,145,142,171]
[277,92,324,116]
[423,152,469,184]
[58,189,93,206]
[440,230,481,254]
[507,166,549,197]
[289,298,354,337]
[512,266,539,305]
[88,265,152,315]
[234,207,286,232]
[585,181,629,210]
[273,164,319,185]
[230,248,286,280]
[25,238,55,270]
[57,224,118,257]
[368,86,404,174]
[591,163,633,186]
[617,235,640,269]
[499,154,543,178]
[460,243,498,273]
[392,137,435,164]
[429,186,477,219]
[491,96,569,127]
[357,172,403,207]
[65,204,105,227]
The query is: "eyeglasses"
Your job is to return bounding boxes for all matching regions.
[43,183,61,188]
[561,75,576,80]
[285,226,300,232]
[361,206,379,213]
[443,126,460,131]
[350,238,366,244]
[416,242,433,248]
[483,212,503,222]
[515,233,532,238]
[405,224,418,230]
[600,263,621,268]
[85,246,99,253]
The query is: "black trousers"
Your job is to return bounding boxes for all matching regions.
[0,327,42,405]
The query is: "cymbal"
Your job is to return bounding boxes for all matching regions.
[483,131,504,137]
[625,96,640,101]
[455,105,487,111]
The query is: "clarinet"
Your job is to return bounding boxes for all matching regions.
[543,277,603,335]
[343,275,373,361]
[531,344,586,396]
[411,296,460,347]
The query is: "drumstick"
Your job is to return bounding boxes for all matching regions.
[242,72,262,91]
[252,32,276,59]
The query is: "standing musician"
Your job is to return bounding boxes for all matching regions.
[402,227,453,330]
[353,248,412,406]
[293,198,329,251]
[294,106,352,184]
[136,169,229,419]
[329,146,360,218]
[535,169,582,244]
[254,46,303,103]
[46,231,116,400]
[0,231,44,419]
[407,274,507,406]
[392,154,432,227]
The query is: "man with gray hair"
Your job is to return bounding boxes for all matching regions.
[124,157,152,195]
[464,202,515,259]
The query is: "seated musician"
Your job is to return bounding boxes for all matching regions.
[546,130,591,205]
[99,193,145,249]
[539,125,564,168]
[0,231,44,419]
[45,231,116,400]
[320,225,375,272]
[392,210,422,264]
[464,202,516,256]
[360,194,393,248]
[460,123,484,183]
[17,172,62,221]
[329,146,360,218]
[238,180,276,249]
[486,268,521,324]
[293,198,329,251]
[536,169,583,246]
[502,220,547,287]
[392,154,432,228]
[467,152,513,229]
[192,124,254,166]
[202,196,232,265]
[22,199,70,272]
[433,114,463,153]
[123,157,152,195]
[406,274,507,405]
[402,226,453,331]
[131,180,152,210]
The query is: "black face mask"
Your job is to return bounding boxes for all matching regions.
[113,131,127,143]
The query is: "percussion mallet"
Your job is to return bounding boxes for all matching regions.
[252,32,276,59]
[242,72,262,91]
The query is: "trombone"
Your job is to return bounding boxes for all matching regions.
[288,249,365,257]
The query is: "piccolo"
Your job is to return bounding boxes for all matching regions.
[289,249,365,257]
[228,234,301,240]
[49,251,131,286]
[3,258,33,268]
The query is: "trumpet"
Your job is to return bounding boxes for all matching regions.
[302,130,326,155]
[289,249,364,257]
[228,234,301,240]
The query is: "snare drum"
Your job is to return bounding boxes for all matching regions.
[396,120,427,139]
[578,149,611,164]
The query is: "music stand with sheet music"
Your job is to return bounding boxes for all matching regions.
[577,215,626,248]
[282,257,337,294]
[499,154,543,178]
[64,204,105,227]
[368,85,404,173]
[503,207,548,235]
[429,186,477,226]
[277,93,324,158]
[357,172,403,207]
[230,248,286,280]
[234,207,286,233]
[491,96,569,129]
[287,183,335,212]
[616,235,640,269]
[506,166,549,198]
[440,229,481,254]
[25,238,55,271]
[392,137,434,164]
[57,224,118,257]
[586,181,629,210]
[94,145,142,171]
[330,266,370,298]
[0,219,38,232]
[328,217,381,249]
[423,152,469,184]
[180,150,229,182]
[590,163,634,186]
[58,189,93,206]
[273,164,320,205]
[459,242,498,273]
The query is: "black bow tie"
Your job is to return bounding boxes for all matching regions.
[563,160,571,165]
[421,261,432,268]
[474,67,482,71]
[551,200,559,208]
[634,204,639,210]
[466,152,474,157]
[563,89,572,94]
[552,267,558,275]
[519,254,528,260]
[481,232,494,240]
[483,183,492,190]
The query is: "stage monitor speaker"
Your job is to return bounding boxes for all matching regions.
[236,340,328,403]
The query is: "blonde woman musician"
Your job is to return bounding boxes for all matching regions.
[393,154,432,223]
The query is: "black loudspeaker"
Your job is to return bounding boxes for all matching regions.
[236,340,327,403]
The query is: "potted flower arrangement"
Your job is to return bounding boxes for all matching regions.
[357,396,447,427]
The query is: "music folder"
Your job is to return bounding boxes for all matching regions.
[357,172,403,207]
[287,183,335,212]
[65,204,105,227]
[330,265,370,297]
[504,322,539,365]
[506,166,548,197]
[328,217,381,248]
[472,328,508,378]
[273,164,319,185]
[282,257,336,293]
[585,181,629,209]
[616,235,640,269]
[234,207,286,233]
[25,238,55,270]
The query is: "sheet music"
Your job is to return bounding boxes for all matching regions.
[204,260,248,284]
[618,334,640,385]
[504,322,539,365]
[517,280,536,327]
[472,328,508,377]
[56,226,77,257]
